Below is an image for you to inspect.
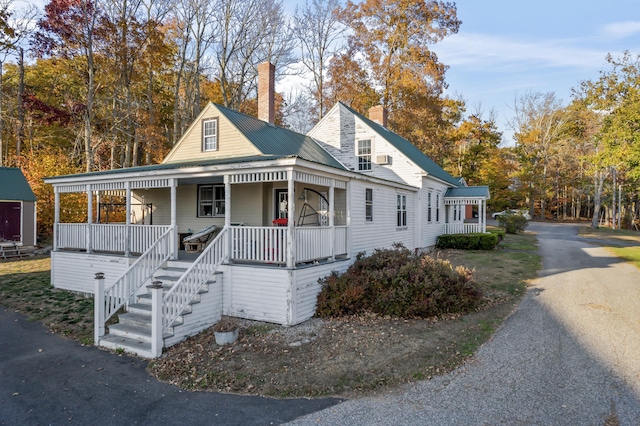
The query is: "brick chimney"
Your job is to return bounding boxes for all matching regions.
[258,62,275,123]
[368,105,388,128]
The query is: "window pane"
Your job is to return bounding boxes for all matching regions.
[203,119,217,151]
[357,140,372,171]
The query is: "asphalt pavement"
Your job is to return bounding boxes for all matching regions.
[2,222,639,425]
[0,306,341,425]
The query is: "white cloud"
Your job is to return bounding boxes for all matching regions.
[600,21,640,39]
[435,33,609,71]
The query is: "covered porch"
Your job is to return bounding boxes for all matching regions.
[443,186,490,234]
[51,165,350,269]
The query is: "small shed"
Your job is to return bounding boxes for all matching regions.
[0,167,37,246]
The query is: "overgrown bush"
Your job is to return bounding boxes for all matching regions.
[487,228,506,241]
[316,244,482,318]
[497,211,529,234]
[436,233,498,250]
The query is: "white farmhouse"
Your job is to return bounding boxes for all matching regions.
[44,62,489,358]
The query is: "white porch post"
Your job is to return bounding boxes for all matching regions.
[125,182,131,256]
[86,184,93,253]
[148,281,164,357]
[94,272,105,345]
[346,180,352,259]
[286,171,295,268]
[170,178,178,260]
[329,180,335,261]
[53,188,60,251]
[224,175,231,258]
[481,199,487,233]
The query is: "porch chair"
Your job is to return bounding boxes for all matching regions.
[182,225,218,253]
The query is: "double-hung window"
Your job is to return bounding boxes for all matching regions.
[365,188,373,222]
[198,184,225,217]
[436,193,440,222]
[427,192,432,222]
[357,139,372,171]
[202,118,218,151]
[397,194,407,227]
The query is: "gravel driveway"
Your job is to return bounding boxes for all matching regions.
[287,222,640,425]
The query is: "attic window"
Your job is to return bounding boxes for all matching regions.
[202,118,218,152]
[357,139,372,171]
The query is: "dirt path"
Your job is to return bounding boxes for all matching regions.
[287,222,640,425]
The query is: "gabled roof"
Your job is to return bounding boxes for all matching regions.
[46,155,312,180]
[0,167,36,201]
[213,104,347,170]
[444,186,490,199]
[338,102,461,186]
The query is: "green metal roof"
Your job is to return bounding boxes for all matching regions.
[0,167,36,201]
[339,102,461,186]
[444,186,490,198]
[216,104,347,170]
[46,155,296,180]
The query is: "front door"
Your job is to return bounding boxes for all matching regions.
[0,202,21,241]
[275,189,288,220]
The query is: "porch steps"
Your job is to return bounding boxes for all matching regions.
[100,264,221,358]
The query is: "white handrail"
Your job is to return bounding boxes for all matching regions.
[103,227,173,323]
[162,228,228,332]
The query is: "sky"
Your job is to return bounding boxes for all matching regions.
[26,0,640,144]
[431,0,640,144]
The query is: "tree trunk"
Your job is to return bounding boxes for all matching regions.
[16,48,25,161]
[591,169,606,228]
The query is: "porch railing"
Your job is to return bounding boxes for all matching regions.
[56,223,171,253]
[102,227,173,324]
[162,228,228,333]
[56,223,86,250]
[230,226,286,264]
[230,225,348,265]
[444,223,484,234]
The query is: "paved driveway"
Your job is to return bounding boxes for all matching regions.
[2,222,639,425]
[287,222,640,425]
[0,307,341,425]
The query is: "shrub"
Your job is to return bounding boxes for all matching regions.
[496,211,529,234]
[316,244,482,318]
[487,228,506,241]
[436,233,499,250]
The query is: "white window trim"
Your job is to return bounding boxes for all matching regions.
[365,188,373,222]
[202,117,219,152]
[356,139,372,172]
[427,191,432,223]
[396,193,407,228]
[197,184,224,217]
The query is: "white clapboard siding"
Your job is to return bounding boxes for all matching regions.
[164,278,224,347]
[51,251,131,294]
[291,260,351,324]
[349,180,415,257]
[421,178,449,248]
[224,265,291,324]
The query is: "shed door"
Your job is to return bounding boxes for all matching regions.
[0,202,21,241]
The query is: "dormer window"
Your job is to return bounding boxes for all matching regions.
[357,139,372,171]
[202,118,218,151]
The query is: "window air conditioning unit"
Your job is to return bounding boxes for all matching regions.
[376,155,391,165]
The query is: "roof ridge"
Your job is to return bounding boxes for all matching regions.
[337,102,460,187]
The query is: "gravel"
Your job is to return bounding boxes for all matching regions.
[286,222,640,425]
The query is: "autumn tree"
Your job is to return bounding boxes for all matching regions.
[573,52,640,227]
[213,0,295,112]
[293,0,345,119]
[32,0,100,172]
[337,0,460,155]
[509,91,568,220]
